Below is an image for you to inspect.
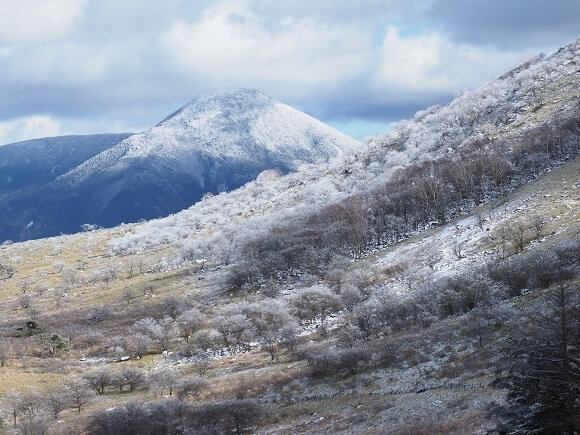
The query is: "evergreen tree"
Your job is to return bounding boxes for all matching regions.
[492,282,579,434]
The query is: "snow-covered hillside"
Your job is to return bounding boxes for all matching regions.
[64,89,361,187]
[109,39,580,258]
[0,89,361,243]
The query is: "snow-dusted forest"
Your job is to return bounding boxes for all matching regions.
[0,39,578,434]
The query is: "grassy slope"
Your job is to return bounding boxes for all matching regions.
[0,153,577,433]
[0,43,578,433]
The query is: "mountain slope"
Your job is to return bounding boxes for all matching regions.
[0,89,361,242]
[0,39,578,435]
[0,133,131,195]
[111,39,580,257]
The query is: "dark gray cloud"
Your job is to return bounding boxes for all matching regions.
[422,0,580,50]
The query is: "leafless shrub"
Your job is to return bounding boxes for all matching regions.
[452,241,465,259]
[176,376,208,400]
[17,294,31,309]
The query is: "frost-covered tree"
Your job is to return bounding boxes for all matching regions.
[176,308,204,342]
[288,285,343,324]
[83,368,114,395]
[0,263,16,280]
[148,369,179,397]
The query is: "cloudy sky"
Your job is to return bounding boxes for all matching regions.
[0,0,578,145]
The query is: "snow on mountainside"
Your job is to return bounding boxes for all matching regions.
[64,89,360,187]
[110,39,580,257]
[0,40,578,435]
[0,89,361,243]
[131,88,360,159]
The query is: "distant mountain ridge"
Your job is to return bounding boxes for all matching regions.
[0,133,132,195]
[0,89,361,242]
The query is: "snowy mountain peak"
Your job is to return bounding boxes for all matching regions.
[122,88,361,163]
[158,88,272,126]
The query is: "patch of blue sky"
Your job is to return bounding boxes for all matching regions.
[373,21,428,46]
[328,118,393,141]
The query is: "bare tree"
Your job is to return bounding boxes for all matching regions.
[190,352,211,376]
[130,316,175,351]
[342,197,372,259]
[495,226,510,259]
[340,284,363,313]
[452,240,465,259]
[289,285,343,324]
[176,376,208,400]
[19,415,49,435]
[62,267,80,288]
[126,256,147,278]
[6,392,21,427]
[337,324,364,349]
[120,288,135,305]
[127,334,154,358]
[52,261,66,274]
[59,326,76,349]
[65,378,95,413]
[191,399,262,435]
[336,347,371,375]
[280,326,300,355]
[529,213,546,239]
[148,369,179,398]
[0,339,9,367]
[160,296,190,321]
[509,220,528,253]
[88,401,150,435]
[214,314,255,352]
[18,391,44,421]
[83,368,114,395]
[193,329,223,353]
[158,316,177,351]
[476,213,485,230]
[461,305,496,348]
[120,367,145,392]
[261,330,280,361]
[17,294,31,309]
[19,278,32,295]
[44,388,69,419]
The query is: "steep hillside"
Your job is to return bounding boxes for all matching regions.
[109,39,579,257]
[0,156,577,434]
[0,40,578,434]
[0,89,360,243]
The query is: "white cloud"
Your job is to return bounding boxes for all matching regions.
[0,116,64,145]
[0,115,148,146]
[0,1,572,133]
[374,27,527,96]
[376,28,446,91]
[0,0,87,43]
[160,2,371,87]
[1,43,112,87]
